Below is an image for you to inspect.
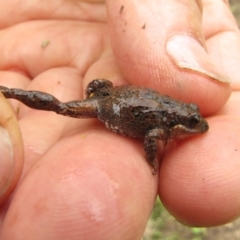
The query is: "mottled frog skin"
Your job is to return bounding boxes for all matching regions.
[0,79,209,174]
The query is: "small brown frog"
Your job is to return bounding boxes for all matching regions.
[0,79,208,174]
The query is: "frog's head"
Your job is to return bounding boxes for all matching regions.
[169,103,209,139]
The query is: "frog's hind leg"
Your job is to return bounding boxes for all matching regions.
[144,128,167,175]
[0,86,98,118]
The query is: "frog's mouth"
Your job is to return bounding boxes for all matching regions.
[169,119,209,139]
[198,119,209,133]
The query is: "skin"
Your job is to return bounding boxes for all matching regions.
[0,0,239,239]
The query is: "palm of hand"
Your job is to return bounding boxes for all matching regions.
[0,0,240,239]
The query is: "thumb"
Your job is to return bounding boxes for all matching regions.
[106,0,231,114]
[0,91,23,204]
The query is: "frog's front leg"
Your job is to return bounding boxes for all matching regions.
[0,86,98,118]
[144,128,168,175]
[85,79,113,98]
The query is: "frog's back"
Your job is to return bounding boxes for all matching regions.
[96,85,190,138]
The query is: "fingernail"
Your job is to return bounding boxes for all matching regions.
[166,35,231,84]
[0,127,14,196]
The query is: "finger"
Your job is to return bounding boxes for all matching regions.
[0,90,23,204]
[0,20,109,77]
[1,128,157,239]
[202,0,240,89]
[0,0,106,28]
[83,53,128,89]
[106,0,231,114]
[159,116,240,226]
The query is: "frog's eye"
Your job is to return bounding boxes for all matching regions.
[188,115,201,128]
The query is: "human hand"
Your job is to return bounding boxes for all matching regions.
[0,0,239,239]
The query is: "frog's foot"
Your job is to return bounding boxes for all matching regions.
[151,162,158,175]
[85,79,113,98]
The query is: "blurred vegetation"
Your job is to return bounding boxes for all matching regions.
[143,1,240,239]
[143,198,208,240]
[230,0,240,25]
